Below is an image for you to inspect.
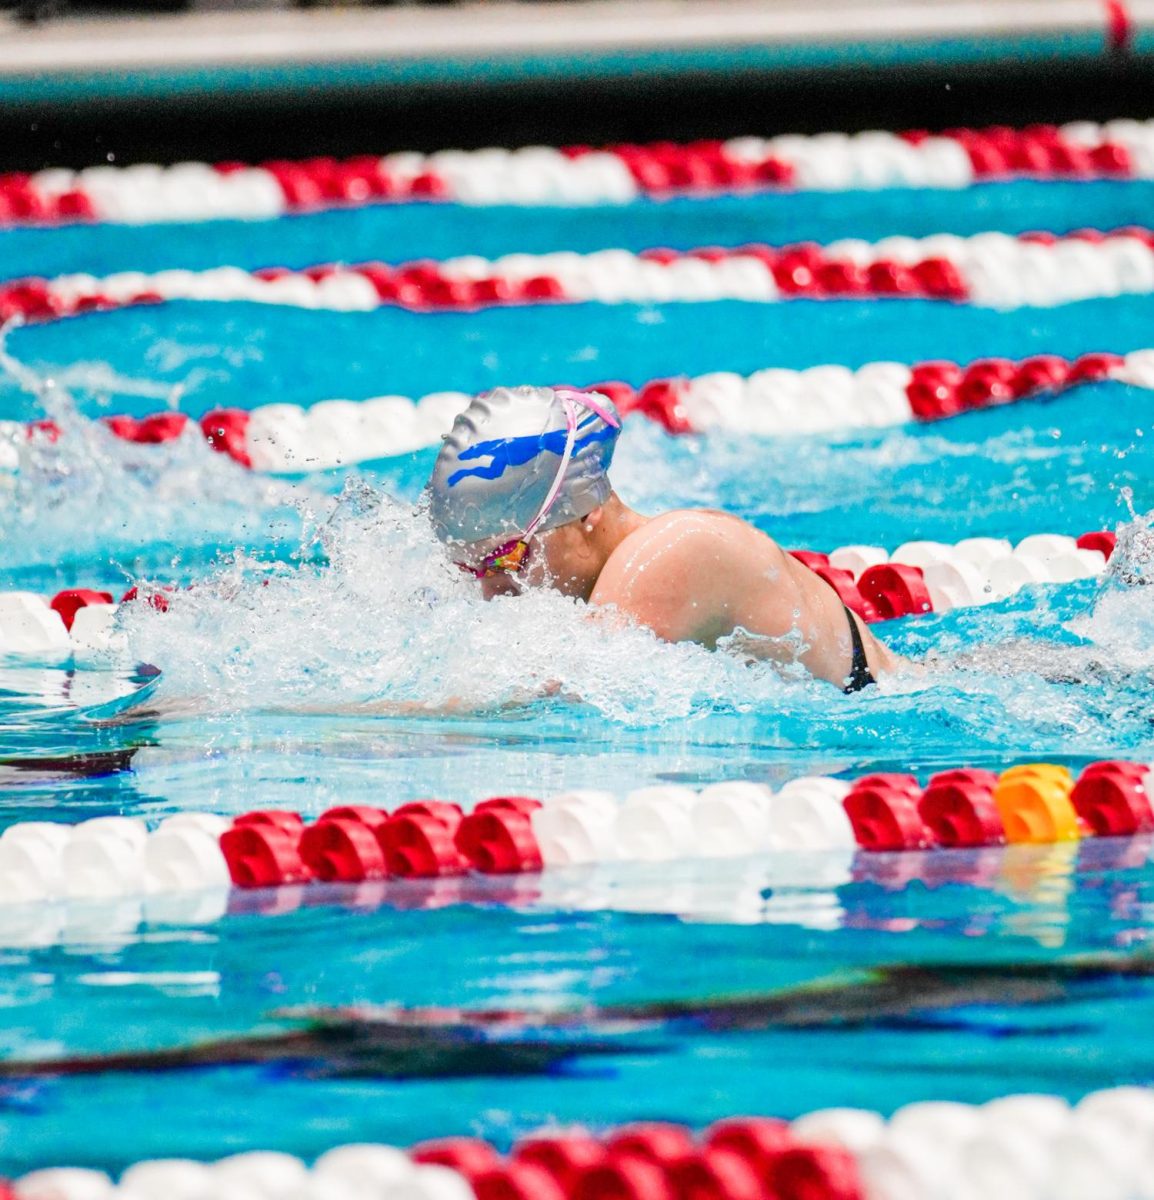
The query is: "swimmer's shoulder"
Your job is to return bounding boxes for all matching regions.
[595,509,762,599]
[623,507,752,545]
[608,509,741,561]
[590,511,731,640]
[631,509,787,566]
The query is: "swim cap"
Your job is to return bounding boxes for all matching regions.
[426,385,621,544]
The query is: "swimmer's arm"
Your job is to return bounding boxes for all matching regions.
[292,685,561,718]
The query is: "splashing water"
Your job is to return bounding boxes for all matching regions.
[1,331,1150,750]
[120,479,810,726]
[109,471,1154,761]
[1104,487,1154,590]
[0,335,314,572]
[1067,493,1154,673]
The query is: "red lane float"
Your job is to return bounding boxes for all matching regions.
[0,523,1118,658]
[855,564,934,621]
[207,758,1152,891]
[918,770,1004,847]
[218,799,546,887]
[10,348,1148,475]
[410,1117,862,1200]
[5,119,1154,228]
[21,1086,1154,1200]
[299,816,389,882]
[843,775,935,852]
[0,761,1148,911]
[382,801,469,877]
[7,228,1154,328]
[48,588,113,632]
[1071,761,1154,836]
[904,351,1125,420]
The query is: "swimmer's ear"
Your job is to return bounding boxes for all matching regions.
[580,507,604,535]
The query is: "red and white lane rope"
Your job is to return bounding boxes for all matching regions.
[201,760,1154,882]
[4,119,1154,226]
[791,529,1116,621]
[661,349,1152,434]
[0,760,1147,906]
[18,1086,1154,1200]
[0,528,1116,657]
[6,228,1154,324]
[6,349,1147,473]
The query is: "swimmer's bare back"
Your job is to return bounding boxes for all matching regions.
[589,509,898,689]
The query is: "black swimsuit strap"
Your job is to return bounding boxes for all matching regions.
[843,605,877,694]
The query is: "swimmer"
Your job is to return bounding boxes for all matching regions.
[426,386,899,692]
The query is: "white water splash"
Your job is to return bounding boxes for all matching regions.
[120,479,807,726]
[0,338,313,569]
[107,482,1154,744]
[1103,487,1154,589]
[1068,493,1154,671]
[913,498,1154,747]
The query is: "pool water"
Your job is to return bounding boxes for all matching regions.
[1,170,1154,1178]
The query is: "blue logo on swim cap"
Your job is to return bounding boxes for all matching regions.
[446,413,614,487]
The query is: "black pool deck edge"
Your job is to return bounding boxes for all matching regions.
[1,1,1154,170]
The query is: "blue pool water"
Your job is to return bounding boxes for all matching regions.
[1,175,1154,1178]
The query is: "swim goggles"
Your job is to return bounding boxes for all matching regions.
[459,391,620,579]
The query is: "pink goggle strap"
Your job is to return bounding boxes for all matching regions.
[553,388,622,430]
[521,391,620,541]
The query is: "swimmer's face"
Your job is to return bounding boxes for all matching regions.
[459,519,597,601]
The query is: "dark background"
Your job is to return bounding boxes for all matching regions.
[1,1,1152,172]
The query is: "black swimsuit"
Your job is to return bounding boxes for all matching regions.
[843,605,876,693]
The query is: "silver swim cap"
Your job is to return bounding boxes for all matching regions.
[426,385,621,543]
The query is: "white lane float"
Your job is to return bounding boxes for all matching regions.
[0,523,1118,659]
[7,229,1154,329]
[5,119,1154,226]
[16,1085,1154,1200]
[6,348,1147,473]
